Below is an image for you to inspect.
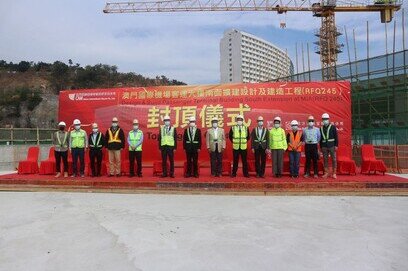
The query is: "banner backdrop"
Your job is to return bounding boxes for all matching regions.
[59,81,351,164]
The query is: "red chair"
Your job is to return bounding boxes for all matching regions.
[18,146,40,174]
[183,161,201,177]
[337,145,357,175]
[361,144,387,175]
[222,161,232,176]
[39,146,56,175]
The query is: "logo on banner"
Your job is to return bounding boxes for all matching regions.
[68,92,116,101]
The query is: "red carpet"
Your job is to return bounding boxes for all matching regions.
[1,168,407,193]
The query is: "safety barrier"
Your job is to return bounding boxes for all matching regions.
[353,145,408,173]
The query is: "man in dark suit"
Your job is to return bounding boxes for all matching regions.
[88,123,105,177]
[251,116,269,178]
[183,116,202,178]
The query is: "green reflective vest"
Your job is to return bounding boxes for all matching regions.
[186,127,199,144]
[269,127,287,150]
[161,126,175,147]
[320,125,335,143]
[70,129,86,148]
[55,131,68,148]
[232,126,247,150]
[254,127,267,143]
[90,132,103,148]
[129,130,143,151]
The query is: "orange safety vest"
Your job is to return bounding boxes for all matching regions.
[288,131,302,152]
[108,128,122,143]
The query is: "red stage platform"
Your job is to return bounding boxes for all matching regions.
[1,168,407,194]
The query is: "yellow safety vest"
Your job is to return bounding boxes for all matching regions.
[161,126,175,147]
[129,130,143,151]
[232,126,247,150]
[269,128,287,150]
[108,128,122,143]
[70,129,86,148]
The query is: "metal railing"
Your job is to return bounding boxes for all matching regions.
[0,128,55,145]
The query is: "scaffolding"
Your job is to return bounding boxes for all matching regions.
[274,49,408,145]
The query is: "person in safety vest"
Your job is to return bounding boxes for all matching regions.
[251,116,269,178]
[269,116,287,178]
[287,120,304,178]
[88,122,105,177]
[302,115,321,178]
[127,119,143,177]
[105,117,125,177]
[69,119,88,177]
[320,113,339,179]
[53,121,70,178]
[228,115,250,178]
[206,117,226,177]
[183,116,202,178]
[158,115,178,178]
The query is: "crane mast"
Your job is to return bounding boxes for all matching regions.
[103,0,402,80]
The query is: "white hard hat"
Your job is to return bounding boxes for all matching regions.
[163,115,170,121]
[58,121,66,127]
[322,113,330,119]
[112,117,119,122]
[236,115,244,120]
[73,119,81,125]
[257,116,264,121]
[274,116,281,122]
[92,123,98,128]
[211,117,219,122]
[290,120,299,126]
[189,116,196,122]
[133,119,139,124]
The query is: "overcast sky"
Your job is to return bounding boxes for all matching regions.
[0,0,407,84]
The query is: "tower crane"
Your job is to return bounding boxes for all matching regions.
[103,0,402,81]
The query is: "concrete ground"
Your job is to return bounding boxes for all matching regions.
[0,192,407,271]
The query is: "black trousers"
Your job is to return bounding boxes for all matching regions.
[89,148,103,176]
[54,150,68,173]
[161,146,174,176]
[129,151,142,175]
[71,148,85,175]
[254,147,266,177]
[210,146,223,176]
[305,144,319,175]
[185,150,198,176]
[232,149,248,176]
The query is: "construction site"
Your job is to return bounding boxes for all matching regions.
[0,1,407,271]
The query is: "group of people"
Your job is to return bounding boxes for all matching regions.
[52,113,338,179]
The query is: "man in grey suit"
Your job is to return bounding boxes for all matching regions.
[206,117,226,177]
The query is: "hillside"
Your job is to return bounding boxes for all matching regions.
[0,60,186,128]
